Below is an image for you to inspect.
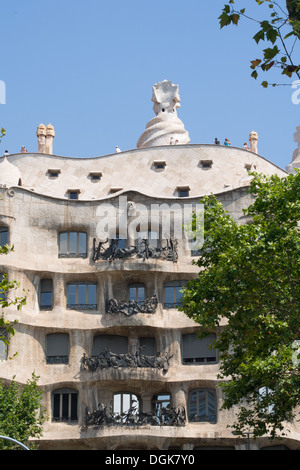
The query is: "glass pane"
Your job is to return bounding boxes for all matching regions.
[59,233,68,255]
[77,284,87,304]
[0,336,7,361]
[0,229,8,247]
[53,394,60,420]
[41,291,52,308]
[175,286,183,306]
[164,286,174,307]
[67,284,77,305]
[78,232,86,254]
[123,394,130,413]
[116,237,126,249]
[137,286,145,303]
[87,284,96,305]
[149,231,158,248]
[189,391,198,420]
[69,232,77,254]
[71,393,78,420]
[114,394,121,414]
[62,393,69,419]
[207,391,216,417]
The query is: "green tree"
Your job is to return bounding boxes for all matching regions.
[180,171,300,439]
[219,0,300,87]
[0,373,47,449]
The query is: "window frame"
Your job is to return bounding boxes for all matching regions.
[52,388,78,422]
[128,283,146,305]
[46,333,69,365]
[39,278,53,310]
[0,226,9,247]
[67,282,97,310]
[58,231,87,258]
[163,280,187,308]
[188,388,217,423]
[182,333,217,365]
[113,392,140,423]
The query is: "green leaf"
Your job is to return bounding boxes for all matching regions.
[253,29,265,43]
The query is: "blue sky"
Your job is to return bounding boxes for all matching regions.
[0,0,299,171]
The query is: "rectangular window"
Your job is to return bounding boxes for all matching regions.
[67,283,97,310]
[40,279,53,310]
[188,389,217,423]
[59,231,87,258]
[182,333,217,364]
[67,190,80,200]
[46,333,69,364]
[0,227,8,247]
[129,283,145,305]
[163,280,187,308]
[52,389,78,422]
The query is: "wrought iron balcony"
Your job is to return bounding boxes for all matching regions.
[105,295,158,316]
[92,237,178,262]
[67,303,97,310]
[80,347,173,373]
[84,404,186,428]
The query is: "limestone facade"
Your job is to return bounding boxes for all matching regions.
[0,141,299,450]
[0,80,299,449]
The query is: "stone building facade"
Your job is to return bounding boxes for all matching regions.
[0,81,299,450]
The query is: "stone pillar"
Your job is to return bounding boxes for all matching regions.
[172,386,187,410]
[45,124,55,155]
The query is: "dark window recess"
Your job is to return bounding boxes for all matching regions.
[89,172,102,181]
[139,337,156,356]
[40,279,53,310]
[48,169,61,178]
[68,191,79,200]
[200,160,213,169]
[46,333,69,364]
[176,186,190,197]
[0,227,8,247]
[182,333,217,364]
[52,389,78,422]
[92,335,128,356]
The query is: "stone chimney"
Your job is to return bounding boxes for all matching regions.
[249,130,258,154]
[36,123,55,154]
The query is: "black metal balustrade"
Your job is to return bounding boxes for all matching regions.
[67,303,97,310]
[46,355,69,365]
[105,295,158,316]
[80,347,173,373]
[92,237,178,262]
[84,403,186,429]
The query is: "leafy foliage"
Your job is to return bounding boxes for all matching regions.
[219,0,300,87]
[0,373,47,449]
[180,171,300,438]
